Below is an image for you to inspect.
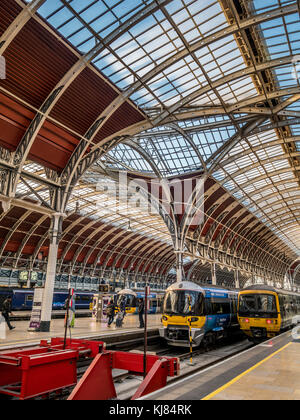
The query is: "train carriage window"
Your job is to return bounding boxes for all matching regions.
[211,299,231,315]
[151,299,157,308]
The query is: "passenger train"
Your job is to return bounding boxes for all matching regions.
[115,289,164,314]
[0,288,94,311]
[0,287,164,314]
[238,285,300,342]
[159,281,239,347]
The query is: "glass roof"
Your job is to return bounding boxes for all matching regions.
[24,0,300,256]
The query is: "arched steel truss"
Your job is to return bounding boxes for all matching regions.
[0,0,299,288]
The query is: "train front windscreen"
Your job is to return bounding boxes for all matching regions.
[116,293,137,308]
[163,290,205,316]
[238,294,278,318]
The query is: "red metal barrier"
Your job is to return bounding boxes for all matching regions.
[68,351,179,401]
[0,338,105,400]
[0,338,180,400]
[132,358,172,400]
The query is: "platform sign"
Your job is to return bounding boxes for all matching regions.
[28,287,44,331]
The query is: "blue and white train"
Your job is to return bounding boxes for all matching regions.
[159,281,239,347]
[0,288,94,311]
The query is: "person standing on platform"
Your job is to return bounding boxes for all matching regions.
[120,296,127,319]
[138,298,145,329]
[64,293,76,328]
[1,297,15,331]
[106,299,115,327]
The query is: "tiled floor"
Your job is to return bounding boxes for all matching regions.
[0,314,162,348]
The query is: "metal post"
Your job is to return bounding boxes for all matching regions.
[26,269,31,289]
[143,284,149,378]
[235,270,240,290]
[188,296,195,366]
[64,288,71,349]
[176,251,183,283]
[39,213,63,332]
[212,263,217,286]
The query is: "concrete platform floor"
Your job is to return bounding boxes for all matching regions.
[0,314,162,349]
[142,331,300,401]
[207,340,300,400]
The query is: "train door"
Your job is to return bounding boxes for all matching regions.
[229,293,238,326]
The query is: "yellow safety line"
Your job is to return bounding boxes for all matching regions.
[202,342,292,400]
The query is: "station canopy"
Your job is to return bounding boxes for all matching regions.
[0,0,300,288]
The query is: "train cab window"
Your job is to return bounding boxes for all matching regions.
[117,294,136,308]
[163,290,204,316]
[239,294,277,318]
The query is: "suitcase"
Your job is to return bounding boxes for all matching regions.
[116,311,124,327]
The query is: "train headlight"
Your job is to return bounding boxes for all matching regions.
[162,316,168,321]
[266,319,274,325]
[244,318,250,323]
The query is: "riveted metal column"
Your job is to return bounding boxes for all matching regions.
[175,251,184,283]
[211,263,217,286]
[39,213,64,332]
[235,269,240,290]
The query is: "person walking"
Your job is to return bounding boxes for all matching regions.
[1,296,15,331]
[106,299,115,327]
[138,298,145,329]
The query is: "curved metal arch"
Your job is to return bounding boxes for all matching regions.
[215,208,248,250]
[228,225,289,268]
[58,217,112,269]
[220,137,300,169]
[0,0,45,55]
[229,218,261,257]
[218,212,254,253]
[221,154,298,185]
[206,199,247,249]
[70,221,143,272]
[152,55,296,125]
[129,238,173,277]
[122,140,163,177]
[7,0,168,195]
[114,232,171,276]
[255,197,300,213]
[82,219,169,273]
[0,210,31,259]
[14,214,48,267]
[244,231,287,267]
[243,227,287,262]
[136,243,175,278]
[132,249,174,280]
[120,140,183,249]
[147,250,176,277]
[93,219,168,275]
[102,232,160,275]
[229,167,300,196]
[81,3,297,137]
[138,245,175,278]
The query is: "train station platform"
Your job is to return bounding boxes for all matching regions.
[142,331,300,401]
[10,310,91,321]
[0,314,161,350]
